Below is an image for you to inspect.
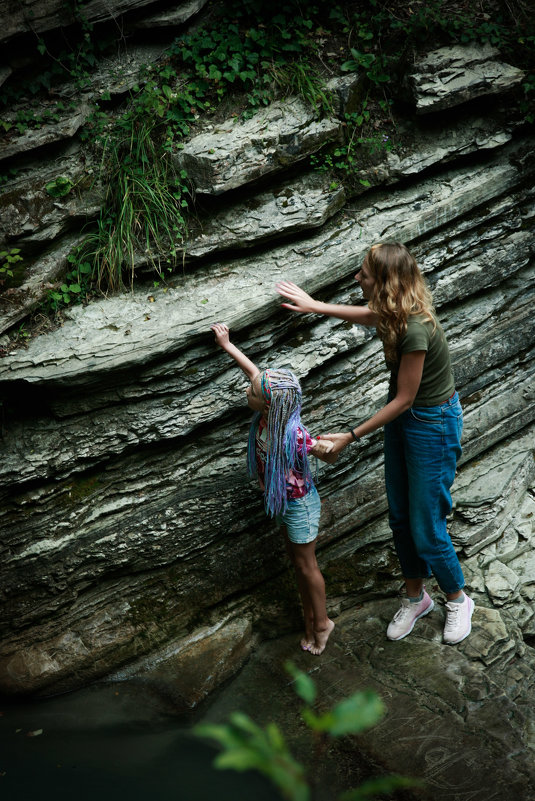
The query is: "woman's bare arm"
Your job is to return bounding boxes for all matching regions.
[275,280,377,326]
[320,351,426,455]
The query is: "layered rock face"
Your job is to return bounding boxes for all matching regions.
[0,5,534,772]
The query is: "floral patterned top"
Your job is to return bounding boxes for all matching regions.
[255,417,317,500]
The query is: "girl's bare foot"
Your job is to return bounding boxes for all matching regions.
[300,615,314,650]
[309,619,335,656]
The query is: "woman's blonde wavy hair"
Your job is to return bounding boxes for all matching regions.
[365,242,435,362]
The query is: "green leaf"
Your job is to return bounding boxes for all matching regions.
[303,691,384,736]
[162,85,173,100]
[285,662,317,705]
[339,774,420,800]
[208,65,222,81]
[214,749,261,771]
[46,176,74,197]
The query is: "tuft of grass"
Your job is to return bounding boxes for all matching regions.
[84,117,189,291]
[267,61,334,114]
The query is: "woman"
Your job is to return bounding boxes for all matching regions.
[275,241,474,645]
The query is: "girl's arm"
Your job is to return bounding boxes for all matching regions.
[320,351,426,456]
[275,280,378,327]
[211,323,259,381]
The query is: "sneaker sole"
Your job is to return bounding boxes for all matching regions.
[444,598,475,645]
[387,599,435,641]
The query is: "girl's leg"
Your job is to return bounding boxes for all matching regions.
[282,527,314,649]
[285,533,334,655]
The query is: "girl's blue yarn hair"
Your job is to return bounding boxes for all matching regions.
[247,368,313,517]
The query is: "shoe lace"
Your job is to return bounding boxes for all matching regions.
[393,600,412,622]
[444,602,460,631]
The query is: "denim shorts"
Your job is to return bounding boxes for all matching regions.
[276,486,321,544]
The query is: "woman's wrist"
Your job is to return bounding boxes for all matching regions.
[313,299,331,315]
[347,427,360,443]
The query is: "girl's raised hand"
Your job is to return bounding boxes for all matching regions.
[210,322,230,347]
[275,280,318,314]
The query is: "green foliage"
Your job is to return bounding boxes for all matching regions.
[73,1,338,290]
[302,691,384,736]
[45,176,74,197]
[196,712,309,801]
[339,775,420,801]
[0,1,104,135]
[12,322,31,343]
[285,661,317,705]
[83,117,189,290]
[311,101,393,184]
[0,248,23,279]
[0,168,19,185]
[268,62,333,114]
[4,0,532,296]
[196,662,418,801]
[47,251,93,311]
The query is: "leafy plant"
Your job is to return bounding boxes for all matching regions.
[196,662,418,801]
[341,48,390,87]
[0,168,19,185]
[45,176,75,197]
[7,0,532,299]
[47,252,93,310]
[0,248,23,279]
[310,101,393,183]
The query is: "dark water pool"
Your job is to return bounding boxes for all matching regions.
[0,681,280,801]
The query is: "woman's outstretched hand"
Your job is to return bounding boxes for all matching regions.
[210,322,230,348]
[275,280,318,314]
[317,432,353,457]
[310,438,338,464]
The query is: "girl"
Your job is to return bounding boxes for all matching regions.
[210,322,336,655]
[275,241,474,646]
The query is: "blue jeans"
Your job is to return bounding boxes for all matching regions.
[384,392,464,594]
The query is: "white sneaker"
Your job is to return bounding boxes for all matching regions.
[443,594,475,645]
[386,588,434,641]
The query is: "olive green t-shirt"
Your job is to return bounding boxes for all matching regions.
[387,314,455,406]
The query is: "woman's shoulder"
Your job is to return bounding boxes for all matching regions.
[407,311,436,327]
[406,311,439,337]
